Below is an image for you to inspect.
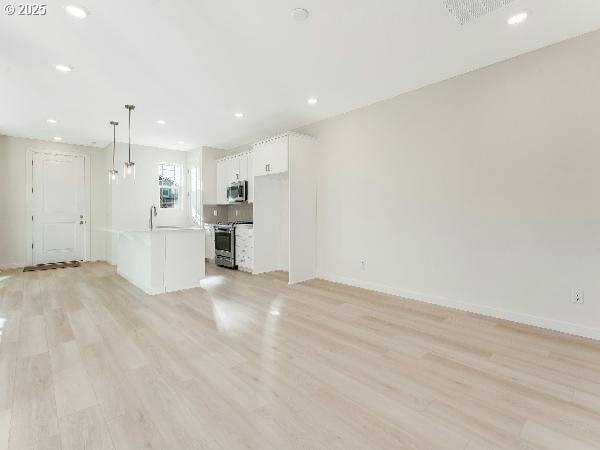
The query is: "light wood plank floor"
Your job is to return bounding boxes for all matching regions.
[1,262,600,449]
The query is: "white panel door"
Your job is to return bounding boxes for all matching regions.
[32,152,86,264]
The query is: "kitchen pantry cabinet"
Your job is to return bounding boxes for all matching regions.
[253,135,289,176]
[216,152,252,204]
[252,132,317,284]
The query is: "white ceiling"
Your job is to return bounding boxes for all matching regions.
[1,0,600,150]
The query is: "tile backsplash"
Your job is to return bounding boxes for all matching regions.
[203,203,253,223]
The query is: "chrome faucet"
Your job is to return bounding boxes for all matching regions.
[149,205,157,230]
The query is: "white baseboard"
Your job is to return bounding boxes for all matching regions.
[1,259,108,270]
[289,275,317,285]
[0,262,26,270]
[317,272,600,341]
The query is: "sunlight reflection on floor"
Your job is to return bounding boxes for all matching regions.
[199,275,226,289]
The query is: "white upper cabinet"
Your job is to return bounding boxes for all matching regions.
[216,158,229,204]
[216,152,253,204]
[227,157,240,183]
[253,135,289,177]
[246,152,254,203]
[238,153,248,182]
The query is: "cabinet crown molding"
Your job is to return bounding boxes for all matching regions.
[253,131,315,148]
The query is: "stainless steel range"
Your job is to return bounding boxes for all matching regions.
[213,221,252,269]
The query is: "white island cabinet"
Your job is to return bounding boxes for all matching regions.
[117,227,205,295]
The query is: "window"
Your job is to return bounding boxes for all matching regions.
[158,162,182,209]
[189,166,201,224]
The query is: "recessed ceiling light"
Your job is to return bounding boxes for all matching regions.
[53,136,62,141]
[65,5,88,19]
[507,12,528,26]
[177,140,185,145]
[234,112,244,118]
[46,118,57,124]
[55,64,73,73]
[291,8,309,21]
[156,119,166,125]
[307,97,318,105]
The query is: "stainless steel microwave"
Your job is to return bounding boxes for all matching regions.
[227,180,247,203]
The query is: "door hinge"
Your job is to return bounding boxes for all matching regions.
[31,187,34,193]
[31,243,34,249]
[31,215,34,221]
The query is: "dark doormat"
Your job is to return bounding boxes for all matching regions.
[23,261,81,272]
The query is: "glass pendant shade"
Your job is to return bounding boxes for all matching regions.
[123,161,136,180]
[109,169,119,185]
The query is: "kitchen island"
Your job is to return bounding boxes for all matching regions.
[116,227,205,295]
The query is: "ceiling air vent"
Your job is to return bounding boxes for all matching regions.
[442,0,517,25]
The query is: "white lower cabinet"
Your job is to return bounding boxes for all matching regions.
[235,226,253,272]
[205,226,215,261]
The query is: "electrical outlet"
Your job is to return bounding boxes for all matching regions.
[213,209,218,217]
[235,209,239,217]
[360,260,367,271]
[572,289,584,305]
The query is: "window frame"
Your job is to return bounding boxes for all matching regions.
[157,162,182,210]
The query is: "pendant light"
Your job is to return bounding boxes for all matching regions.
[123,104,136,180]
[108,120,119,184]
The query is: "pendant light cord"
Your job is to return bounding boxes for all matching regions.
[128,106,131,163]
[109,120,118,170]
[125,104,135,163]
[113,123,116,169]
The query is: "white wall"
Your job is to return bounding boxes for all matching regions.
[106,142,188,264]
[0,135,108,268]
[298,30,600,339]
